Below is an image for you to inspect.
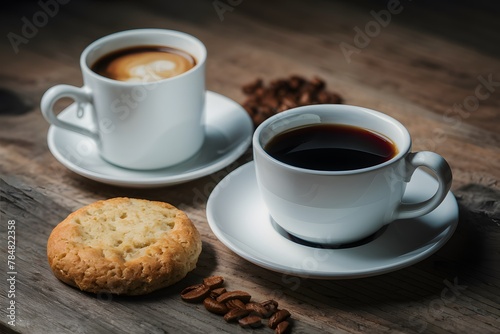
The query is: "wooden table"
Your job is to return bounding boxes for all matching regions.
[1,0,499,333]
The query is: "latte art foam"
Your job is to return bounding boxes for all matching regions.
[91,46,196,82]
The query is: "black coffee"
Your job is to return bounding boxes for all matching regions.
[264,124,398,171]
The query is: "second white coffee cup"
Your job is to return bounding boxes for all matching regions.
[41,29,206,170]
[253,105,453,245]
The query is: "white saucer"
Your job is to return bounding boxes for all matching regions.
[206,162,458,279]
[47,91,253,188]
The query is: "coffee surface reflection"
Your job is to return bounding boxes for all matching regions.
[91,45,196,82]
[264,124,398,171]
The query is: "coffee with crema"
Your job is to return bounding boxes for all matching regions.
[91,45,196,82]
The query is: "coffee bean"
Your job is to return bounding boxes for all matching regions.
[204,297,229,315]
[275,320,291,334]
[328,92,342,104]
[224,308,251,322]
[217,290,252,304]
[299,91,311,105]
[209,287,227,299]
[242,78,263,94]
[261,299,279,316]
[262,96,279,109]
[268,309,291,329]
[180,283,210,303]
[238,315,263,328]
[226,299,246,310]
[203,276,224,289]
[277,103,289,112]
[282,97,297,109]
[310,77,325,90]
[245,302,270,317]
[289,75,305,90]
[317,90,330,104]
[270,79,287,89]
[255,87,266,97]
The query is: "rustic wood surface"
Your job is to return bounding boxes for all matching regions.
[1,0,499,333]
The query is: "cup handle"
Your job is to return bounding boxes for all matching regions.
[393,151,452,220]
[41,84,99,141]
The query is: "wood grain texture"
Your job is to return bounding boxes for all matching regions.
[1,0,499,333]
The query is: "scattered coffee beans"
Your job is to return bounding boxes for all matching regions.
[275,321,290,334]
[239,314,263,328]
[268,309,291,329]
[224,308,251,322]
[210,287,227,299]
[181,275,292,333]
[203,297,229,315]
[241,75,343,128]
[217,290,252,304]
[180,283,210,303]
[203,275,224,289]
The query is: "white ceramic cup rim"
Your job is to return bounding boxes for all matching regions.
[80,28,207,86]
[253,105,412,176]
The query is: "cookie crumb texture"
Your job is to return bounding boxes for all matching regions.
[47,198,202,295]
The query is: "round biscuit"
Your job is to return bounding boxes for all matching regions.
[47,197,202,295]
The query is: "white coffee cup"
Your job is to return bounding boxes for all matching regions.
[41,29,206,170]
[253,105,452,245]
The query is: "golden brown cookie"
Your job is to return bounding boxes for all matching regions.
[47,197,202,295]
